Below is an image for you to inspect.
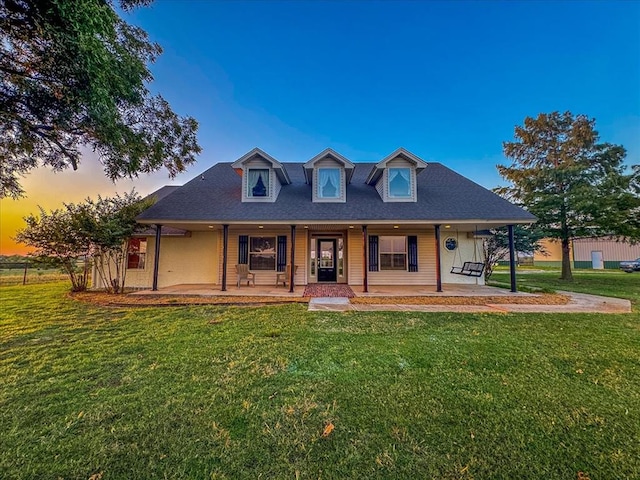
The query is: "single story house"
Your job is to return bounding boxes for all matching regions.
[96,148,536,292]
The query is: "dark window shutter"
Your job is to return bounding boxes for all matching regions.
[408,235,418,272]
[238,235,248,264]
[277,235,287,272]
[368,235,379,272]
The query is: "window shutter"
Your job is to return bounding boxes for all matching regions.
[277,235,287,272]
[408,235,418,272]
[368,235,379,272]
[238,235,248,264]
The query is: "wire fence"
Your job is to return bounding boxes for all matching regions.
[0,262,73,286]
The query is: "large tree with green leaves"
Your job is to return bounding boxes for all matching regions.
[15,191,152,292]
[498,111,639,281]
[0,0,201,198]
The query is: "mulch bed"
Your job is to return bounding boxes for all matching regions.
[71,291,570,307]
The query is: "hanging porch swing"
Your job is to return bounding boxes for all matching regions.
[449,229,485,277]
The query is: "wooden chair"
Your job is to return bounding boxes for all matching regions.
[235,264,255,287]
[276,264,298,287]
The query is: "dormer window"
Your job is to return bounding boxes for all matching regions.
[318,168,341,199]
[365,148,428,203]
[303,148,355,203]
[248,169,269,197]
[231,148,291,202]
[388,168,411,198]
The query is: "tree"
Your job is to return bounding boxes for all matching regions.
[1,0,201,198]
[83,192,153,293]
[14,191,152,292]
[498,112,639,281]
[482,224,544,280]
[14,206,92,291]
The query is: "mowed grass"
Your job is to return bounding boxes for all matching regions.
[491,269,640,309]
[1,283,639,479]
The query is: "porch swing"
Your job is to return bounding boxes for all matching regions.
[449,229,485,277]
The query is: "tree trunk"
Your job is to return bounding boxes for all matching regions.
[560,237,573,281]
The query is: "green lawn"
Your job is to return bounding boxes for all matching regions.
[490,269,640,310]
[1,283,639,479]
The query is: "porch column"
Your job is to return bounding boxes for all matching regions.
[362,225,368,293]
[221,224,229,292]
[152,224,162,291]
[434,224,442,293]
[508,224,517,292]
[289,225,296,293]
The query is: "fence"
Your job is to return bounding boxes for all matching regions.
[0,262,74,286]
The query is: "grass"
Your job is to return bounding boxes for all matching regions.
[490,268,640,310]
[1,282,639,479]
[0,268,69,286]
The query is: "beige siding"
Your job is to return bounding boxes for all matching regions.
[93,231,218,289]
[347,229,364,285]
[367,228,437,285]
[572,237,640,262]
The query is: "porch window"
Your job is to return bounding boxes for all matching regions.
[388,168,411,198]
[249,236,276,270]
[379,236,407,270]
[248,169,269,197]
[127,238,147,269]
[318,168,340,198]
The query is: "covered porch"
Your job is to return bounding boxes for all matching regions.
[130,282,532,298]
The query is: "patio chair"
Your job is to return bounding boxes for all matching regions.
[235,264,255,287]
[276,264,298,287]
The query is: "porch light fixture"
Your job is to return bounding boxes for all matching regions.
[393,225,399,229]
[304,225,309,229]
[208,225,214,229]
[258,225,264,229]
[445,225,451,229]
[349,225,354,229]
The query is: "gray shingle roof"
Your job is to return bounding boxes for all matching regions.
[137,162,536,224]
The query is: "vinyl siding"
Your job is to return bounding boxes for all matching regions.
[439,232,485,285]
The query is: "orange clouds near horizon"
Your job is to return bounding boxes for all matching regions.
[1,152,189,256]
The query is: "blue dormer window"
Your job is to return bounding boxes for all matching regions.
[388,168,411,198]
[248,169,269,197]
[318,168,340,199]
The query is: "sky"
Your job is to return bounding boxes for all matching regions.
[1,0,639,255]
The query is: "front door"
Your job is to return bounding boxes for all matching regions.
[317,239,337,282]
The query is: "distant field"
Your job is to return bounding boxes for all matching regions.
[0,268,70,286]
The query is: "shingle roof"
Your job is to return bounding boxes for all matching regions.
[137,162,536,224]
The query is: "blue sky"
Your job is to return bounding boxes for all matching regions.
[2,0,639,254]
[127,0,640,188]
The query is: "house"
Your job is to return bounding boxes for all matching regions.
[535,237,640,269]
[97,148,536,293]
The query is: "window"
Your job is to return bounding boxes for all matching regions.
[388,168,411,198]
[379,236,407,270]
[127,238,146,269]
[249,236,276,270]
[318,168,340,198]
[247,169,269,197]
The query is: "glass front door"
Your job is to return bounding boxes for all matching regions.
[317,239,337,282]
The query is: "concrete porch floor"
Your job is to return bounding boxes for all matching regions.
[130,283,532,298]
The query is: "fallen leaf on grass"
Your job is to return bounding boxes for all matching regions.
[321,422,335,437]
[88,473,103,480]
